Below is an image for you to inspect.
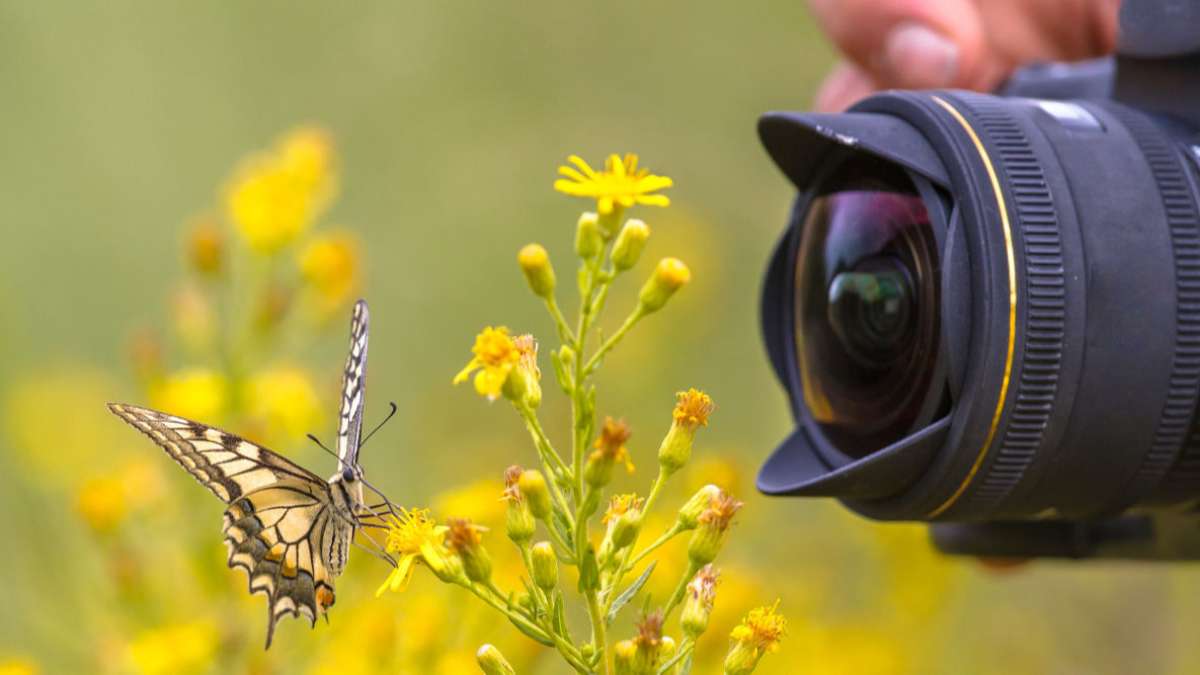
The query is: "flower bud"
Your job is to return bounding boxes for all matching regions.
[638,258,690,313]
[676,484,721,530]
[517,469,552,520]
[586,417,634,488]
[614,640,638,675]
[503,335,543,409]
[611,218,650,271]
[476,644,516,675]
[575,211,604,259]
[681,565,719,639]
[610,508,643,551]
[724,602,786,675]
[447,518,492,584]
[505,498,535,546]
[427,547,467,585]
[658,389,714,474]
[687,491,742,566]
[658,636,677,671]
[632,611,666,674]
[531,541,558,591]
[518,243,556,299]
[186,216,224,276]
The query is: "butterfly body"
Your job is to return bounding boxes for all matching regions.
[108,299,378,648]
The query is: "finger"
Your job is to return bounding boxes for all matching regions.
[809,0,986,89]
[813,61,878,112]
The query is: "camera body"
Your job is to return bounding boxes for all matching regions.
[757,0,1200,558]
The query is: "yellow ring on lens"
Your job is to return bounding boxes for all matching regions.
[926,96,1017,518]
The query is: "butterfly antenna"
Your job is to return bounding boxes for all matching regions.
[360,402,399,448]
[306,434,340,462]
[359,475,402,519]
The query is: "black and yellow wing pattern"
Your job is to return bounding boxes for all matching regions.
[107,403,352,647]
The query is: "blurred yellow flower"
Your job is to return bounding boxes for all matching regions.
[75,475,128,533]
[298,230,361,314]
[554,153,672,215]
[378,508,451,595]
[127,619,219,675]
[453,326,520,400]
[184,214,224,276]
[150,368,227,422]
[225,126,337,255]
[433,479,507,526]
[242,365,322,440]
[0,656,39,675]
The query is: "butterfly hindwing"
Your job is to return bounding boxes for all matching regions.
[108,403,351,648]
[336,299,369,472]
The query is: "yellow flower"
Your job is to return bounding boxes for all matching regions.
[75,476,127,533]
[554,153,672,215]
[298,231,361,314]
[586,417,635,486]
[242,365,322,440]
[225,126,337,255]
[150,368,227,422]
[0,658,38,675]
[731,600,787,653]
[673,388,714,429]
[454,326,521,400]
[377,508,453,595]
[602,493,644,525]
[127,619,219,675]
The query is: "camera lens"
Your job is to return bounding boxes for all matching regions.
[794,170,941,459]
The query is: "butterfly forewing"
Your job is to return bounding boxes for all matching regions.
[336,299,369,472]
[107,403,351,647]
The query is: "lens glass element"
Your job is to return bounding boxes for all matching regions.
[794,173,941,459]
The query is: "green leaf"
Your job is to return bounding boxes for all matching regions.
[606,561,657,624]
[680,652,693,675]
[509,614,554,647]
[578,544,600,593]
[553,590,570,638]
[550,349,572,393]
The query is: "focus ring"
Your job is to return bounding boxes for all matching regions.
[1111,105,1200,504]
[956,93,1066,510]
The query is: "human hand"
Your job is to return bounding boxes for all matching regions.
[810,0,1121,112]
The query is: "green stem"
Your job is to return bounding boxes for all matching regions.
[519,545,550,615]
[587,587,614,675]
[657,638,694,674]
[545,297,576,345]
[662,560,701,620]
[518,406,575,519]
[602,471,671,613]
[583,305,647,376]
[468,582,590,673]
[627,523,683,569]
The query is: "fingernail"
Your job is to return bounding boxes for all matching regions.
[881,22,958,88]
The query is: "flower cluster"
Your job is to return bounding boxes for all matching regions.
[377,153,784,674]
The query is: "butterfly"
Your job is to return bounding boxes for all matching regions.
[108,299,397,648]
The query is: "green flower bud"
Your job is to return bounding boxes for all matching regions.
[518,469,553,520]
[502,334,542,410]
[611,218,650,271]
[476,644,516,675]
[723,640,759,675]
[658,636,677,673]
[577,543,600,593]
[638,257,690,313]
[681,565,719,640]
[687,491,742,566]
[447,519,492,584]
[505,498,535,546]
[531,541,558,591]
[575,212,603,259]
[518,243,556,299]
[611,508,643,551]
[587,417,633,488]
[677,484,721,530]
[429,549,467,585]
[658,389,715,474]
[614,640,638,675]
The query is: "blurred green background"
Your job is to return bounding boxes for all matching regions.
[2,2,1199,674]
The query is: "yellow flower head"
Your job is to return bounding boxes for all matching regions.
[454,326,521,400]
[298,231,361,314]
[378,507,452,595]
[75,476,128,534]
[127,619,219,675]
[593,417,635,473]
[602,493,644,525]
[554,153,672,216]
[225,126,337,255]
[699,490,743,533]
[242,365,322,441]
[445,517,485,553]
[674,388,715,430]
[150,368,227,422]
[731,600,787,654]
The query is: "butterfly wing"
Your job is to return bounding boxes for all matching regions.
[108,403,352,648]
[335,299,369,472]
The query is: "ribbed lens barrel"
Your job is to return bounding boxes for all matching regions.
[794,174,941,460]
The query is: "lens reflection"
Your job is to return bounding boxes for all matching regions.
[794,179,941,459]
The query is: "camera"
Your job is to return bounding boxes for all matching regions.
[756,0,1200,559]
